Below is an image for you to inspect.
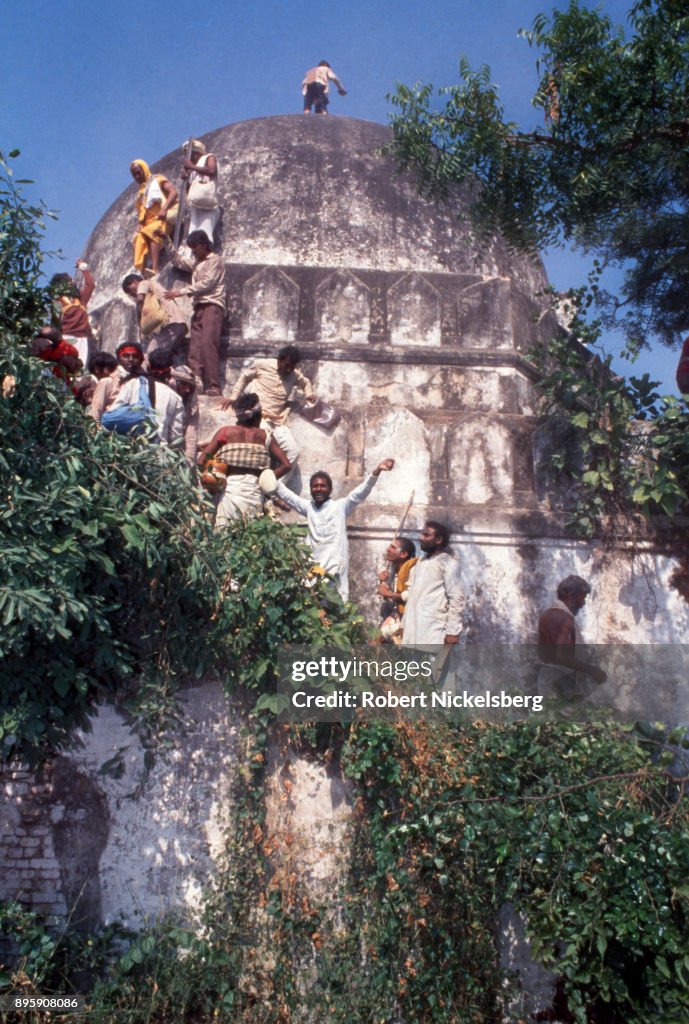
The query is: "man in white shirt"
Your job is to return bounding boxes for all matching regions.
[401,522,464,647]
[272,459,394,601]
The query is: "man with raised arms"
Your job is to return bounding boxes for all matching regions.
[268,460,395,601]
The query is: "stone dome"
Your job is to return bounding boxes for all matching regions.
[85,115,548,312]
[2,116,683,959]
[82,114,565,635]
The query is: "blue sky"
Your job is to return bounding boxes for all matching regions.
[3,0,678,390]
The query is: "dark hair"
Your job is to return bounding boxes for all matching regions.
[34,326,61,345]
[90,351,118,374]
[235,392,262,425]
[148,348,173,372]
[557,575,591,600]
[49,272,78,298]
[116,341,144,360]
[310,470,333,489]
[397,537,416,559]
[278,344,301,366]
[73,375,97,406]
[186,230,211,249]
[318,60,331,67]
[121,273,143,292]
[424,520,450,550]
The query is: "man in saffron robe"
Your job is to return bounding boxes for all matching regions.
[129,160,178,274]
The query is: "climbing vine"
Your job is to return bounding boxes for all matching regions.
[532,285,689,540]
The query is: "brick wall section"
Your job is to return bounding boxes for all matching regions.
[0,762,67,921]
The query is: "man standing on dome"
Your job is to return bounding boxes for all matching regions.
[129,160,178,275]
[302,61,347,115]
[181,139,220,244]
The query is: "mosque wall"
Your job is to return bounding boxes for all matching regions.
[3,116,688,964]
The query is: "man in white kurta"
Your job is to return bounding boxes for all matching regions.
[274,459,394,601]
[401,522,464,646]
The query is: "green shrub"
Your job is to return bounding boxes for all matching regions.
[0,154,365,764]
[336,720,689,1023]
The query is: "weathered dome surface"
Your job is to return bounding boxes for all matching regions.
[86,115,547,305]
[82,114,688,645]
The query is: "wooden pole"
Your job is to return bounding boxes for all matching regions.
[173,140,193,250]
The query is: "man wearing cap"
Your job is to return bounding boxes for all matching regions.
[181,140,219,243]
[538,575,607,697]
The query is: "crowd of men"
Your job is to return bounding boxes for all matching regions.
[32,68,608,678]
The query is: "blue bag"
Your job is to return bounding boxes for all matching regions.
[101,376,154,436]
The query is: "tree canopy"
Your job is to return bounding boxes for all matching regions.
[388,0,689,348]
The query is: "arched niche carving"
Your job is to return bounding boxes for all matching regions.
[457,277,513,349]
[242,266,299,342]
[315,270,371,345]
[388,273,441,347]
[449,418,514,504]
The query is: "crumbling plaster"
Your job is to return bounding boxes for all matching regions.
[4,115,687,959]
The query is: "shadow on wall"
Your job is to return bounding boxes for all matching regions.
[532,416,583,509]
[51,757,109,933]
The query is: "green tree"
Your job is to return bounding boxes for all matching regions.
[388,0,689,347]
[0,153,365,765]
